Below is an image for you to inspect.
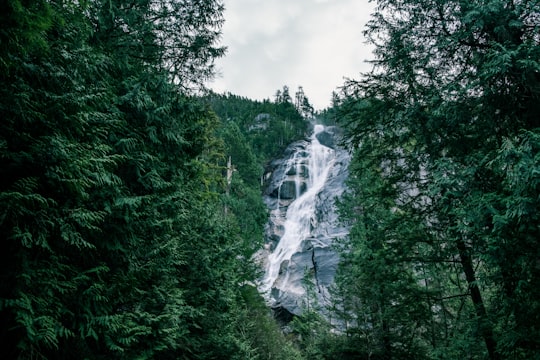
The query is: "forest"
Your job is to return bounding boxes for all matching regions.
[1,0,539,359]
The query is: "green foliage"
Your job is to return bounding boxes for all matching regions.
[289,309,335,360]
[0,0,53,69]
[235,286,305,360]
[0,0,293,358]
[219,120,262,187]
[207,91,309,164]
[330,144,434,359]
[321,0,540,359]
[0,0,308,357]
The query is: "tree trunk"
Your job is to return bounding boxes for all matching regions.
[456,238,498,360]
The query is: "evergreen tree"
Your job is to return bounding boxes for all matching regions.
[333,0,540,358]
[0,0,266,358]
[206,91,308,164]
[294,86,315,118]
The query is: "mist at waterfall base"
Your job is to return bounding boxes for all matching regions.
[256,124,350,321]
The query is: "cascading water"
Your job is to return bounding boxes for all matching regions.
[258,124,350,316]
[260,125,334,293]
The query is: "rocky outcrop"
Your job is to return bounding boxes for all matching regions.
[265,140,309,200]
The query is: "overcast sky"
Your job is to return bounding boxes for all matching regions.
[209,0,376,110]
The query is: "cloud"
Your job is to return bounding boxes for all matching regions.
[210,0,375,110]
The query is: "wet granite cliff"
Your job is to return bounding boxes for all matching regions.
[256,124,350,321]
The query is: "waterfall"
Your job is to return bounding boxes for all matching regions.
[260,124,338,297]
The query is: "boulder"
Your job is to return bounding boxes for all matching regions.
[316,130,334,148]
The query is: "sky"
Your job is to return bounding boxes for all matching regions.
[209,0,376,110]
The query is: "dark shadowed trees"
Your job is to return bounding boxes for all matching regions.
[332,0,540,358]
[0,0,279,358]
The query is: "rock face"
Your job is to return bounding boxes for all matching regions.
[257,124,350,321]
